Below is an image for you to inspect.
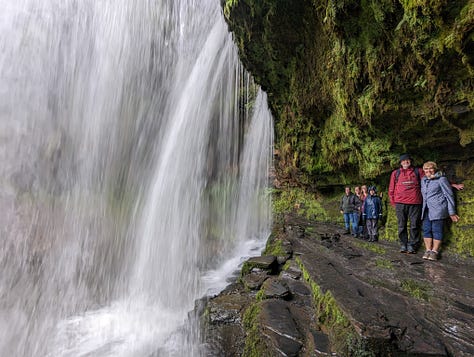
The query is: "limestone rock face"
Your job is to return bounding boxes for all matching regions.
[223,0,474,186]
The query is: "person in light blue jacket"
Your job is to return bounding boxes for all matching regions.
[420,161,460,261]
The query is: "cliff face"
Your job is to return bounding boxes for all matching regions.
[223,0,474,186]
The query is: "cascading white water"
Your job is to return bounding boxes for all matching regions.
[0,0,273,356]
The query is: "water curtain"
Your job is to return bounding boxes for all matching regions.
[0,0,273,355]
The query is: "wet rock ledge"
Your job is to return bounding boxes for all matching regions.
[201,213,474,356]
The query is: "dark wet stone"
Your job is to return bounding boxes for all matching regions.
[260,299,303,356]
[311,329,331,355]
[207,293,249,324]
[241,271,268,290]
[262,278,291,299]
[245,255,277,271]
[286,216,474,356]
[281,266,302,280]
[319,233,331,240]
[203,214,474,357]
[341,251,363,259]
[286,225,305,239]
[285,279,311,297]
[281,240,293,253]
[204,324,245,357]
[276,254,291,265]
[263,329,302,357]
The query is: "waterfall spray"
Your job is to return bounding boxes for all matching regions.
[0,1,273,355]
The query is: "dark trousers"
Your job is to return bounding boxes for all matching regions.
[395,203,421,248]
[366,218,378,238]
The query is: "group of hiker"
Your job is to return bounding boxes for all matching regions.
[340,184,382,243]
[340,154,463,261]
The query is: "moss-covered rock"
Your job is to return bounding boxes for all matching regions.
[448,179,474,256]
[224,0,474,186]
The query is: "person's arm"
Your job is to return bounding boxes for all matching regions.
[440,177,459,221]
[354,195,361,211]
[443,169,464,190]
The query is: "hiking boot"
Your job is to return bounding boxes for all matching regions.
[428,251,439,261]
[407,246,416,254]
[422,250,431,260]
[343,230,351,235]
[400,245,408,253]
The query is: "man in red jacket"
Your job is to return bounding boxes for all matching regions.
[388,154,424,253]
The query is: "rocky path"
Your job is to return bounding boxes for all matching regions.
[203,214,474,356]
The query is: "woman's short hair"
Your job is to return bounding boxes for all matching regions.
[423,161,438,170]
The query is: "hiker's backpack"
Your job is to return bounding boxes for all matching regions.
[395,167,421,184]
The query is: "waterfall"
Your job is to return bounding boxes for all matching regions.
[0,0,273,356]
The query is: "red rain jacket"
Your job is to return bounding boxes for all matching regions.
[388,166,424,206]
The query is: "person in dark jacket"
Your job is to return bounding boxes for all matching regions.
[388,154,423,253]
[420,161,459,261]
[340,186,360,236]
[362,186,382,242]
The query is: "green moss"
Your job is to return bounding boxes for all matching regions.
[225,0,474,256]
[281,260,291,271]
[242,303,271,357]
[296,257,368,355]
[272,187,328,221]
[374,258,393,269]
[382,202,399,243]
[225,0,473,187]
[255,289,266,301]
[305,226,316,233]
[354,241,387,254]
[223,0,240,19]
[346,333,377,357]
[297,258,349,327]
[240,261,253,277]
[263,235,286,256]
[446,179,474,256]
[401,279,432,301]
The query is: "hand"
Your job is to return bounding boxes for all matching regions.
[452,183,464,191]
[450,214,460,222]
[340,210,344,214]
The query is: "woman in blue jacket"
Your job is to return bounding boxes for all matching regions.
[421,161,460,261]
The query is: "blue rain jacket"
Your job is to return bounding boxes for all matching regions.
[420,174,456,220]
[362,194,382,219]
